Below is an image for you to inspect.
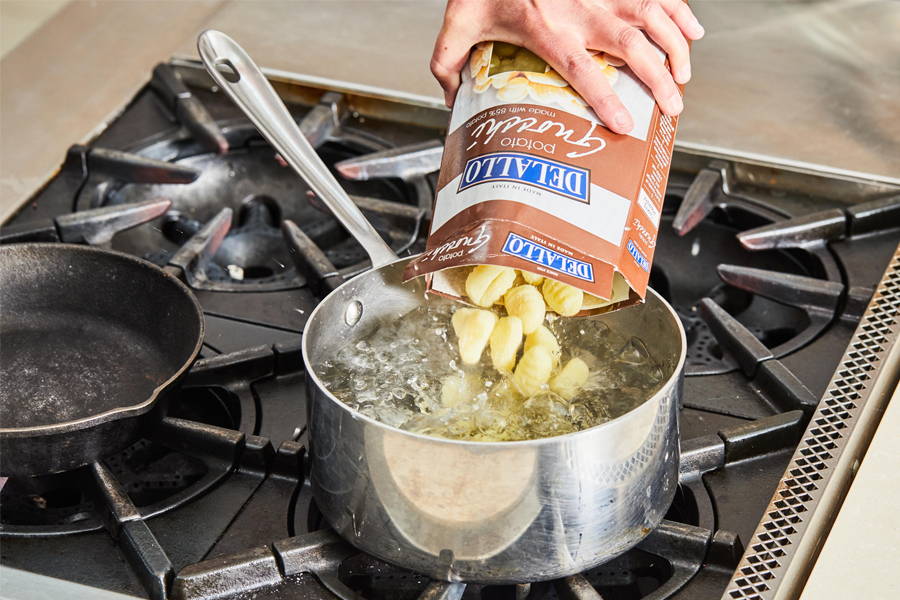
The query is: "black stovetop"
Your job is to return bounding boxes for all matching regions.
[2,62,898,600]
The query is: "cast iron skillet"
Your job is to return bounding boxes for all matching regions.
[0,243,204,476]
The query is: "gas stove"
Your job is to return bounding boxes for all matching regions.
[1,61,898,600]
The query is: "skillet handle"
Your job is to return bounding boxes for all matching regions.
[197,30,398,270]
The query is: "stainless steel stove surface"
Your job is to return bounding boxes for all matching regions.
[1,62,898,600]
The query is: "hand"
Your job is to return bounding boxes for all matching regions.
[431,0,704,134]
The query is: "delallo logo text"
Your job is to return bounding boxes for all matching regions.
[502,233,594,282]
[458,152,589,202]
[627,240,650,272]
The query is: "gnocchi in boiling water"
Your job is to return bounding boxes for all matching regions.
[550,358,590,400]
[512,346,554,397]
[452,308,497,365]
[490,316,523,372]
[316,264,666,442]
[504,285,546,334]
[525,325,561,365]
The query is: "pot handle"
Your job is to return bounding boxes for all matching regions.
[197,30,398,270]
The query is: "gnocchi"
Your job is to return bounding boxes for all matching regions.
[446,265,621,414]
[524,325,561,365]
[451,308,498,365]
[489,43,547,75]
[490,316,524,372]
[518,269,544,285]
[468,42,620,121]
[542,279,583,317]
[496,76,530,102]
[523,70,567,87]
[512,346,554,397]
[504,284,546,333]
[550,358,590,400]
[465,265,517,307]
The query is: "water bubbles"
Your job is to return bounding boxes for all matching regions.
[569,402,598,425]
[447,414,477,437]
[524,392,569,418]
[373,405,409,428]
[315,298,666,441]
[475,409,507,434]
[616,337,650,365]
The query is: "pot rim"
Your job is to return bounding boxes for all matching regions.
[302,255,687,448]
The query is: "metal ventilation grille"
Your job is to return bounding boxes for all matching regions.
[723,244,900,600]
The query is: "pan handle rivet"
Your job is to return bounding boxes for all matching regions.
[345,300,363,326]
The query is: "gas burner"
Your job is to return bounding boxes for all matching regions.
[0,384,241,536]
[72,94,429,292]
[0,439,211,535]
[173,469,736,600]
[159,194,298,289]
[293,485,707,600]
[653,177,840,376]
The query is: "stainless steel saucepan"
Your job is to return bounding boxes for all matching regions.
[198,30,687,583]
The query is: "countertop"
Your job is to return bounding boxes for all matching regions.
[170,0,900,184]
[799,384,900,600]
[2,1,899,224]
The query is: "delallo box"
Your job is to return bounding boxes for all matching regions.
[403,41,680,314]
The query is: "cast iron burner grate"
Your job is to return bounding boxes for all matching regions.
[0,380,243,535]
[336,550,673,600]
[72,91,430,292]
[294,482,705,600]
[650,182,840,376]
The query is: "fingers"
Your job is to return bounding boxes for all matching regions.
[540,43,634,134]
[430,17,479,107]
[430,0,701,123]
[653,0,705,40]
[589,15,683,116]
[643,2,691,83]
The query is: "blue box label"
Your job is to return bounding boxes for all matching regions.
[627,240,650,272]
[458,152,589,202]
[501,233,594,282]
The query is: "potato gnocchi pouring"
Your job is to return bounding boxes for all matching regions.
[200,29,687,583]
[314,28,679,441]
[316,265,667,442]
[403,38,680,317]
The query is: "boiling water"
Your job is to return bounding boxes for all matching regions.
[315,298,667,441]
